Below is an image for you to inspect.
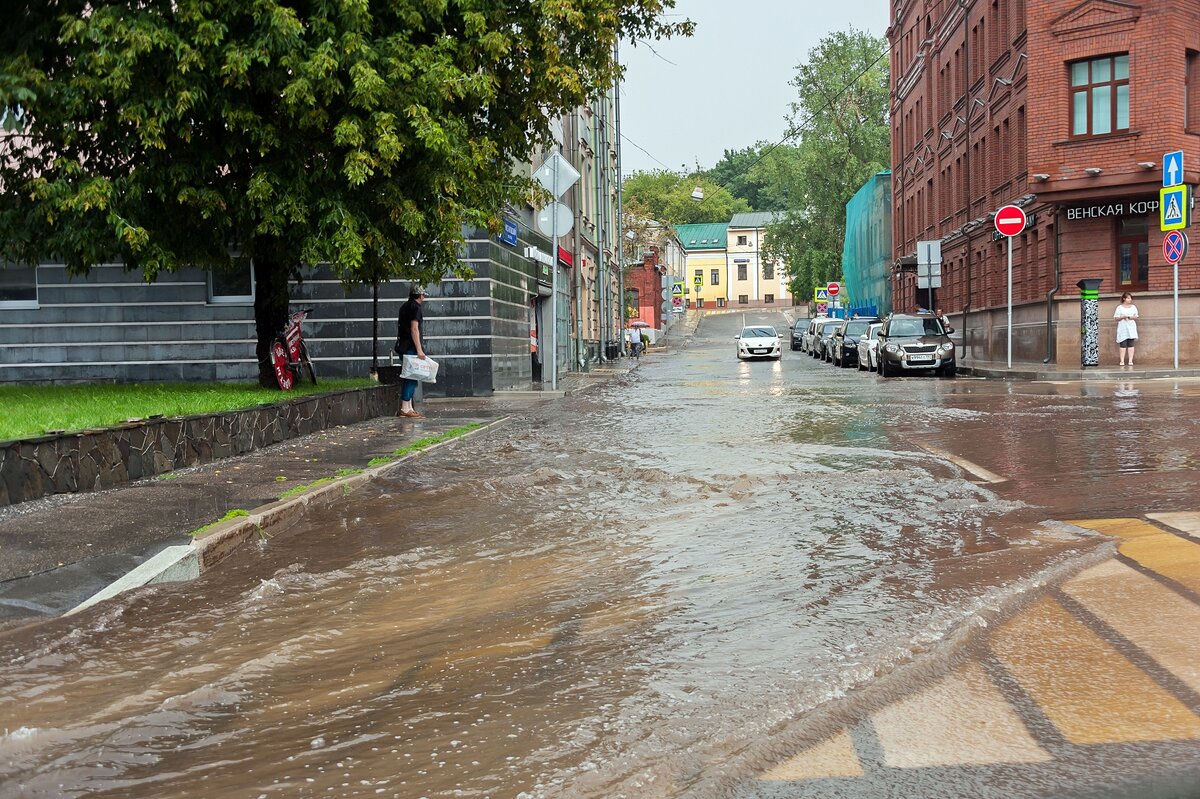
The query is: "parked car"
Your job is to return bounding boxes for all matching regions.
[857,322,883,371]
[735,325,782,361]
[830,317,881,368]
[800,316,830,354]
[877,313,956,377]
[788,321,807,351]
[815,320,843,361]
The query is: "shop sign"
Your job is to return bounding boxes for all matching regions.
[557,246,573,267]
[499,218,519,246]
[1065,200,1158,221]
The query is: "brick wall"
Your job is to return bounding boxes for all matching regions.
[889,0,1200,364]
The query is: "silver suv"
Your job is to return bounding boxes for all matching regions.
[877,313,956,377]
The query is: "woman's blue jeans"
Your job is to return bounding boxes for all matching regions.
[400,347,418,402]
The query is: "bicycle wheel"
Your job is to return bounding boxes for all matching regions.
[300,343,317,385]
[271,340,294,390]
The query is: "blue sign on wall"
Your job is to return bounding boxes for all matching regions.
[499,218,519,246]
[1164,150,1184,188]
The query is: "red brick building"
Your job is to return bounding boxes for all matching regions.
[890,0,1200,365]
[626,249,666,331]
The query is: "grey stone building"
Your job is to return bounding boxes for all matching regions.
[0,221,567,397]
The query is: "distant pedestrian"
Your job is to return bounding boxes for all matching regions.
[629,326,643,359]
[1114,292,1139,367]
[641,330,651,350]
[395,287,428,417]
[936,308,951,331]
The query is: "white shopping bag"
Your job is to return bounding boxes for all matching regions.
[400,354,439,383]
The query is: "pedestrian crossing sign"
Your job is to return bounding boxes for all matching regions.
[814,287,830,302]
[1160,185,1189,231]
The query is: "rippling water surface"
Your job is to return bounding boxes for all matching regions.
[8,312,1198,798]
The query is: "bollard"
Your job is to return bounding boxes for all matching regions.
[1077,278,1103,367]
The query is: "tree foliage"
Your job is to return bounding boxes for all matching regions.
[621,169,749,226]
[706,144,802,212]
[763,28,890,299]
[0,0,690,384]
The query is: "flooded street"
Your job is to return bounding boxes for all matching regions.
[4,311,1200,798]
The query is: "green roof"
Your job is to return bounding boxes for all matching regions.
[729,211,782,229]
[674,223,728,251]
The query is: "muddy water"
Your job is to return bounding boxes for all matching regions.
[1,311,1165,799]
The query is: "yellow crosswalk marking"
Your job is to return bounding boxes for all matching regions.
[1070,518,1200,595]
[1063,560,1200,695]
[872,662,1051,768]
[992,596,1200,745]
[758,730,864,781]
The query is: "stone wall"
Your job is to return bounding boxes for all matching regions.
[0,385,401,508]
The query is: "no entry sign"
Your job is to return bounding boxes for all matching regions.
[995,205,1027,237]
[827,282,841,297]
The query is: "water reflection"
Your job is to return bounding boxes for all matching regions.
[2,313,1178,798]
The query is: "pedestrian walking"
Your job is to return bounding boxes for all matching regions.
[936,308,951,331]
[395,287,428,417]
[629,326,643,359]
[1114,291,1139,367]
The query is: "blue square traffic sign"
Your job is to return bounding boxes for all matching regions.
[1164,150,1184,187]
[1161,185,1189,231]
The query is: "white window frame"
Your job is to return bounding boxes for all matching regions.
[207,256,256,304]
[0,261,39,310]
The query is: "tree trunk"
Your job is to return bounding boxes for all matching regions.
[253,251,292,388]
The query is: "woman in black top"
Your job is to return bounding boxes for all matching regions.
[395,287,428,417]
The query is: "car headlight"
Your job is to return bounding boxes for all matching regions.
[939,343,954,355]
[885,343,900,353]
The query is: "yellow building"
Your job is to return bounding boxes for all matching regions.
[726,212,791,307]
[675,223,729,309]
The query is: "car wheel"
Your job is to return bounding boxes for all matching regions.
[940,365,957,378]
[879,359,891,377]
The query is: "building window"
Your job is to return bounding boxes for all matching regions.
[694,269,703,282]
[1116,217,1149,291]
[1070,54,1129,137]
[209,255,255,303]
[737,264,748,281]
[716,297,726,308]
[1188,51,1200,131]
[710,269,720,286]
[763,263,774,280]
[738,295,749,305]
[0,261,38,308]
[736,235,748,245]
[765,294,774,304]
[696,298,704,308]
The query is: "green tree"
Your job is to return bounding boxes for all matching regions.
[764,28,889,298]
[707,144,801,212]
[0,1,690,385]
[622,169,749,225]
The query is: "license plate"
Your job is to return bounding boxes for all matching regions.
[908,353,933,362]
[752,348,768,354]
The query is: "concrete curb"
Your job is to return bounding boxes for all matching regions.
[66,417,510,616]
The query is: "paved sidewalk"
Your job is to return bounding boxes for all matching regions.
[961,360,1200,381]
[0,370,636,629]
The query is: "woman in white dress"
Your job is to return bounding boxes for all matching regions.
[1113,292,1139,366]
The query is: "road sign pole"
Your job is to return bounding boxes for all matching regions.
[1175,261,1179,369]
[1007,236,1013,369]
[551,218,558,391]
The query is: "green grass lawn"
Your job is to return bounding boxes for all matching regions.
[0,379,376,441]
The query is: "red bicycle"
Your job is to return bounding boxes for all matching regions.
[270,307,317,390]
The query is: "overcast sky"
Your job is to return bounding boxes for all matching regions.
[619,0,889,175]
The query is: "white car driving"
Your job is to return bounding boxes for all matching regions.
[735,325,782,361]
